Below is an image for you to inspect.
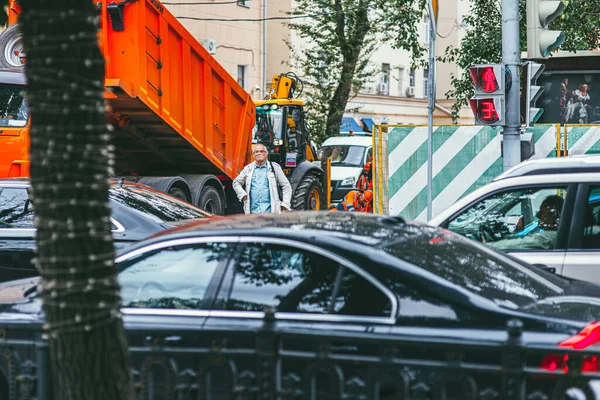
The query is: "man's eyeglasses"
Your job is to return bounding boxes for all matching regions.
[253,150,267,154]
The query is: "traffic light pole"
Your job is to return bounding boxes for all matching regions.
[502,0,521,170]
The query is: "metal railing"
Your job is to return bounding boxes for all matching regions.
[1,312,600,399]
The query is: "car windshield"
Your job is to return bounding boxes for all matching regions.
[381,229,563,309]
[109,185,211,223]
[320,145,365,167]
[0,84,28,127]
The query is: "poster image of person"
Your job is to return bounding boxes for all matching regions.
[538,72,600,125]
[564,84,592,124]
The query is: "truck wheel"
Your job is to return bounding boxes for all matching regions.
[198,186,224,215]
[167,186,189,202]
[0,25,25,69]
[291,175,323,211]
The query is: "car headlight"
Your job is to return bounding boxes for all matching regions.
[341,176,355,186]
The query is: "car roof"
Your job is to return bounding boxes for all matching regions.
[321,136,373,147]
[141,212,409,246]
[494,155,600,181]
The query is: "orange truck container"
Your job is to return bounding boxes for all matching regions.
[0,0,256,214]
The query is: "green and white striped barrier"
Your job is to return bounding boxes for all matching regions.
[387,125,559,221]
[565,125,600,155]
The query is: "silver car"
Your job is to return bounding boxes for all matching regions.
[429,156,600,284]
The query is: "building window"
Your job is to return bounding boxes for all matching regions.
[237,65,247,90]
[379,63,390,96]
[237,0,250,7]
[423,14,430,45]
[423,67,429,98]
[409,69,416,87]
[397,67,404,97]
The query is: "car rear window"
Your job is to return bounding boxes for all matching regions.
[109,185,210,223]
[380,229,563,308]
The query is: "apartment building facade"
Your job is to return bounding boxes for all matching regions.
[165,0,473,124]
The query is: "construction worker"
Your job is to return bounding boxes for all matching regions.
[334,190,373,213]
[356,157,372,191]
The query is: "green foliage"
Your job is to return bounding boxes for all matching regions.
[441,0,599,122]
[286,0,426,145]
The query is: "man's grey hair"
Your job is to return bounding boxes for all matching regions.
[252,143,267,154]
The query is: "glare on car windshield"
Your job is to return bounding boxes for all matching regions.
[319,145,365,167]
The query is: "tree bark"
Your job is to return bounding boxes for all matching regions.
[19,0,134,398]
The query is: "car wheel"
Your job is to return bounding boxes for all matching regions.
[198,186,224,215]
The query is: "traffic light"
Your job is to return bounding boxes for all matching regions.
[526,0,566,59]
[469,64,505,126]
[521,61,546,126]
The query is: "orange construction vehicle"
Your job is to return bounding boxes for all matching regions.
[0,0,327,213]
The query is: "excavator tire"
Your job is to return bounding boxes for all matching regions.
[291,175,323,211]
[0,25,25,69]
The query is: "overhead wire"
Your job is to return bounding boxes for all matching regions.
[175,4,372,22]
[163,1,241,4]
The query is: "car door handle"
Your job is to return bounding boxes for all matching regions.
[533,264,556,274]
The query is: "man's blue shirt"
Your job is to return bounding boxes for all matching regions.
[250,164,271,213]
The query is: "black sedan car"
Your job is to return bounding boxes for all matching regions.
[1,213,600,399]
[0,178,211,282]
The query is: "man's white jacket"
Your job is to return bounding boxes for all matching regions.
[232,161,292,214]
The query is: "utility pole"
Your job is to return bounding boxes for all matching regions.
[426,0,437,221]
[501,0,521,171]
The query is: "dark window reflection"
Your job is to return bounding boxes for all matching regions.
[225,243,338,313]
[118,243,228,309]
[0,84,28,127]
[0,188,34,228]
[582,186,600,249]
[333,269,391,317]
[224,243,391,317]
[109,185,210,223]
[382,232,562,308]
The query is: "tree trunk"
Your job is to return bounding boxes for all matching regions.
[19,0,134,398]
[324,5,370,138]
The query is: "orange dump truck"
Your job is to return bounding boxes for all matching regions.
[0,0,327,213]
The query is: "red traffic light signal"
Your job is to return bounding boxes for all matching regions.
[468,64,505,126]
[470,66,499,93]
[470,98,502,125]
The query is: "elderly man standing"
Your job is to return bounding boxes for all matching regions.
[233,143,292,214]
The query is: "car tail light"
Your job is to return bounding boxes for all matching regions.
[540,322,600,373]
[559,322,600,350]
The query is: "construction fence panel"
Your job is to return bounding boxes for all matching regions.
[377,124,560,221]
[372,125,389,214]
[564,125,600,155]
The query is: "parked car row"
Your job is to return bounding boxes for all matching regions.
[0,156,599,398]
[2,212,600,398]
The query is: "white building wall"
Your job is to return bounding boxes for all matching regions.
[164,0,264,100]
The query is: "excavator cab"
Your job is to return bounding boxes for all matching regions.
[254,100,308,166]
[253,73,325,211]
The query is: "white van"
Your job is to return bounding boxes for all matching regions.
[319,135,372,204]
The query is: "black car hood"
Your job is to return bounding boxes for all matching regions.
[521,296,600,322]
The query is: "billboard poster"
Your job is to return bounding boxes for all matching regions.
[537,71,600,124]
